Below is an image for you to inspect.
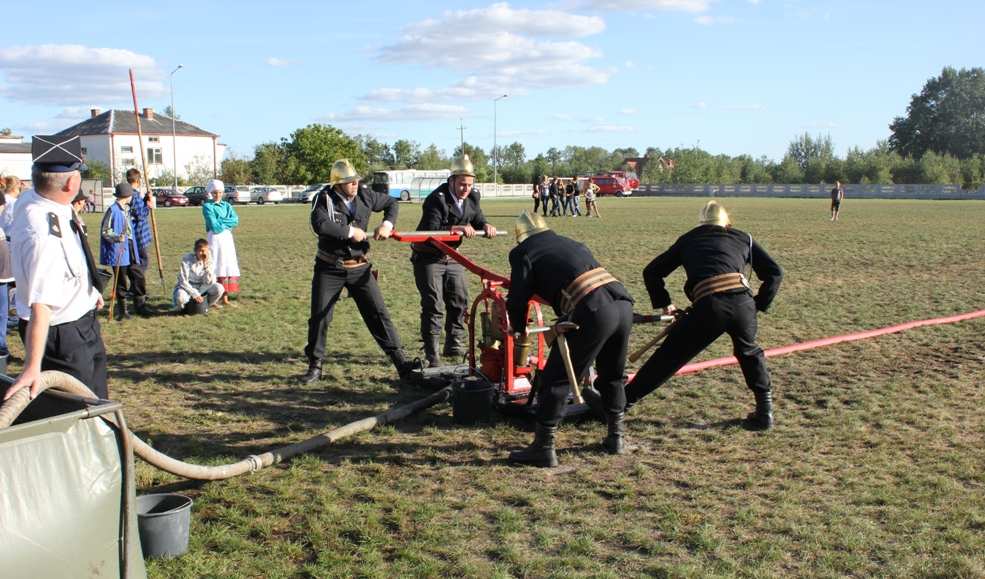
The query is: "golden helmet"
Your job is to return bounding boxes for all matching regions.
[514,210,550,243]
[329,159,360,186]
[698,200,730,227]
[450,154,476,178]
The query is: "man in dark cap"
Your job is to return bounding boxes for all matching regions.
[299,158,418,384]
[625,200,783,429]
[410,154,497,367]
[100,182,139,320]
[2,135,109,402]
[505,211,634,467]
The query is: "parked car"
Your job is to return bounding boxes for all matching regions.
[151,187,189,207]
[228,186,252,204]
[252,186,284,205]
[590,175,633,196]
[183,186,208,206]
[296,183,329,203]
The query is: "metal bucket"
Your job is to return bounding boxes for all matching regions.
[452,376,495,425]
[136,493,193,559]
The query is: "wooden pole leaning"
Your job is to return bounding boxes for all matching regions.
[128,68,167,294]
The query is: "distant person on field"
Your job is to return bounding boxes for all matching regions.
[531,178,541,214]
[0,191,12,365]
[584,181,601,218]
[568,176,582,216]
[173,238,224,315]
[122,168,156,316]
[2,175,22,236]
[537,176,549,216]
[99,183,139,320]
[830,180,845,221]
[202,179,240,305]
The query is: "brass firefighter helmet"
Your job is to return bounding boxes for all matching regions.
[699,200,730,227]
[450,154,476,178]
[330,159,360,186]
[514,210,550,243]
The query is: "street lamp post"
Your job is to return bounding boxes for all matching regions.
[492,93,508,187]
[169,64,183,192]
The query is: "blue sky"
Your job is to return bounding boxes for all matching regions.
[1,1,981,161]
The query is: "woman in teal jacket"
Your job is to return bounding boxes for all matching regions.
[202,179,240,305]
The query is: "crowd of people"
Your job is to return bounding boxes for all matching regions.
[2,136,786,470]
[532,176,601,218]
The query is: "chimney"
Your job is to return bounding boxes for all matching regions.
[143,107,154,120]
[90,108,101,118]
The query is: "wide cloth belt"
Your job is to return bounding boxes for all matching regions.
[688,272,750,304]
[560,267,618,314]
[316,249,368,268]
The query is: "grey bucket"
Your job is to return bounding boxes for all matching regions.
[136,493,193,558]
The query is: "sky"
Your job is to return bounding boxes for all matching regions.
[1,1,982,162]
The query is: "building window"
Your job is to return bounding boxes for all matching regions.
[149,137,160,143]
[120,145,134,154]
[148,148,163,164]
[122,158,136,168]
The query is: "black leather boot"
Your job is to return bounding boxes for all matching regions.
[134,296,151,317]
[389,351,421,381]
[508,423,558,467]
[114,300,131,321]
[443,334,466,360]
[424,335,440,368]
[581,386,606,423]
[298,364,322,385]
[603,412,626,454]
[745,389,774,430]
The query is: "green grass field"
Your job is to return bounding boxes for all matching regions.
[21,196,985,578]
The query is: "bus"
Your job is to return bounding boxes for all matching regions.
[371,169,451,201]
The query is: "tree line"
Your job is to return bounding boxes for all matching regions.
[97,66,984,189]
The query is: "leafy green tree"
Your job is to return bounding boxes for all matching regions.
[771,154,804,184]
[417,144,447,170]
[283,124,365,184]
[221,156,252,184]
[391,139,419,169]
[890,66,985,159]
[960,155,985,189]
[357,135,391,170]
[917,151,962,184]
[185,156,215,185]
[545,147,563,176]
[251,142,286,184]
[163,106,180,120]
[787,133,834,178]
[82,160,111,185]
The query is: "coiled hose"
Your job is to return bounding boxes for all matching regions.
[0,371,453,481]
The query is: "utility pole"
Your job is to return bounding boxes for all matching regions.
[457,118,466,154]
[169,64,183,191]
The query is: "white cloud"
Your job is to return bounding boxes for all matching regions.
[620,107,639,115]
[378,3,610,91]
[0,44,164,106]
[691,100,708,110]
[552,113,575,121]
[694,14,715,25]
[265,57,291,67]
[576,0,709,12]
[723,103,765,112]
[624,60,636,69]
[324,103,469,124]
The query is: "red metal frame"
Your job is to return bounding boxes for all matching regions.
[391,231,548,402]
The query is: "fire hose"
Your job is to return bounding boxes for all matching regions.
[0,371,452,481]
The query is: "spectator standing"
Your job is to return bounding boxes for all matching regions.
[2,176,22,235]
[202,179,240,306]
[0,193,12,368]
[584,181,601,218]
[122,168,156,316]
[830,180,846,221]
[538,176,549,216]
[99,183,138,320]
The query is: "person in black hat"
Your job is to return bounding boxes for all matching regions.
[2,135,109,402]
[409,154,497,367]
[99,182,140,320]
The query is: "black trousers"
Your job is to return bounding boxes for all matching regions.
[126,244,149,304]
[413,259,468,353]
[625,291,771,406]
[113,265,131,301]
[304,260,403,366]
[18,309,108,399]
[536,298,633,426]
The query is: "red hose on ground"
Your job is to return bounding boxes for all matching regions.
[665,309,985,377]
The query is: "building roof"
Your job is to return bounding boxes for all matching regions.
[0,143,32,154]
[53,109,218,139]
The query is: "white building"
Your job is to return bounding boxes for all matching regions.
[0,135,32,180]
[52,108,226,186]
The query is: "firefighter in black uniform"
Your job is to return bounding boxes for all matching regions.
[625,200,783,429]
[506,211,634,467]
[299,159,417,384]
[411,154,497,367]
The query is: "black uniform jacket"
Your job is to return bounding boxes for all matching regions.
[643,224,783,312]
[310,185,399,262]
[507,230,633,334]
[411,183,488,260]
